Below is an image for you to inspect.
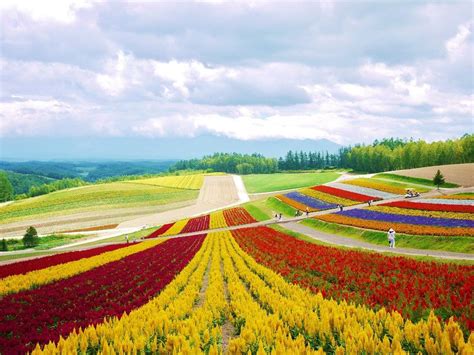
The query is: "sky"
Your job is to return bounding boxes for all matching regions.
[0,0,473,159]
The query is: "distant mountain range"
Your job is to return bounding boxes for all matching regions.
[1,136,341,160]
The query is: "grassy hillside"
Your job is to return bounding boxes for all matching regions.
[373,173,459,188]
[3,170,54,195]
[0,182,198,224]
[242,172,340,193]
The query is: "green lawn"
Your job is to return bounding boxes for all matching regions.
[3,234,87,251]
[302,219,474,254]
[242,171,340,193]
[374,173,459,188]
[243,196,297,221]
[0,182,198,224]
[78,226,160,247]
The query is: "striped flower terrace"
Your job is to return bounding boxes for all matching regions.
[278,191,337,212]
[329,182,399,199]
[336,209,474,228]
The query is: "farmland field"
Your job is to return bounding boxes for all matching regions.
[6,230,470,354]
[129,173,212,190]
[387,163,474,187]
[242,171,339,193]
[0,182,198,224]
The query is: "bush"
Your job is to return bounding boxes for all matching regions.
[23,226,39,248]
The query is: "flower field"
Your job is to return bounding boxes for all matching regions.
[317,198,474,236]
[330,181,399,199]
[300,188,360,207]
[232,226,474,332]
[342,178,430,195]
[0,236,205,353]
[181,214,210,233]
[222,207,256,226]
[22,230,472,354]
[0,244,127,279]
[0,239,166,296]
[381,200,474,213]
[129,174,207,190]
[277,191,337,212]
[311,184,380,203]
[145,207,257,237]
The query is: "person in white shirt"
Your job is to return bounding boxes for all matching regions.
[387,228,396,248]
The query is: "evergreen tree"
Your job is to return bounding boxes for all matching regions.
[433,170,445,190]
[23,226,39,248]
[0,239,7,251]
[0,172,14,202]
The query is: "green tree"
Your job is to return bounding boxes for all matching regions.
[0,239,7,251]
[0,172,14,202]
[433,170,445,190]
[23,226,39,248]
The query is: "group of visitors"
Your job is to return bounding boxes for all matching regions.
[405,189,420,198]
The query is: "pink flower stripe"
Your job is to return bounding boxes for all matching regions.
[0,235,206,354]
[181,215,210,233]
[381,201,474,213]
[311,185,379,202]
[0,244,128,279]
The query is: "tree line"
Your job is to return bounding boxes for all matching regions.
[0,173,87,202]
[171,134,474,174]
[171,153,279,174]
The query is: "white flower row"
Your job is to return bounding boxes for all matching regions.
[328,182,398,199]
[420,198,474,206]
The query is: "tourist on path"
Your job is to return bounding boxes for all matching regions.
[387,228,396,248]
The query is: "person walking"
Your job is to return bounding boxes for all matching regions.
[125,235,129,244]
[387,228,395,248]
[338,204,344,212]
[305,207,309,216]
[279,213,282,221]
[368,199,372,207]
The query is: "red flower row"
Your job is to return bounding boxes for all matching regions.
[232,226,474,332]
[223,207,256,226]
[381,200,474,213]
[0,244,127,279]
[0,235,206,354]
[181,214,210,233]
[311,185,379,202]
[145,223,174,238]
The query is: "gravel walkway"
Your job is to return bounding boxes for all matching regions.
[283,221,474,261]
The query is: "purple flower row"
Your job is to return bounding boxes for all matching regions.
[285,192,337,210]
[338,209,474,228]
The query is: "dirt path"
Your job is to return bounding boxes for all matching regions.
[117,175,248,228]
[283,221,474,261]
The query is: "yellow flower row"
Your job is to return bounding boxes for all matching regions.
[0,239,165,296]
[32,231,473,354]
[300,188,359,206]
[209,210,227,229]
[161,218,189,236]
[372,205,474,220]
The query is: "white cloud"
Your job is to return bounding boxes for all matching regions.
[0,0,95,23]
[0,98,75,135]
[445,22,472,60]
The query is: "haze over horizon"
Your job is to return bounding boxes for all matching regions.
[0,1,473,160]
